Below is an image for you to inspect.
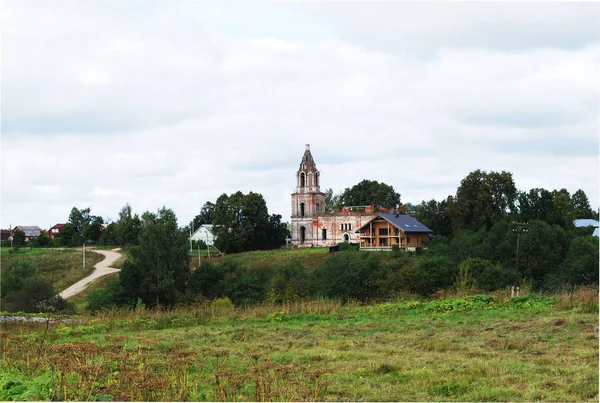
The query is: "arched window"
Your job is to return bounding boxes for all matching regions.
[315,173,319,187]
[300,172,305,187]
[300,202,305,217]
[343,234,349,243]
[300,226,306,243]
[316,202,320,214]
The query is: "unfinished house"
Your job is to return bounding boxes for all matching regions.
[357,213,433,251]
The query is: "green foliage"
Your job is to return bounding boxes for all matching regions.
[314,251,388,301]
[29,231,51,248]
[211,297,234,316]
[451,170,516,232]
[191,201,215,230]
[0,370,53,401]
[12,230,25,248]
[414,255,457,295]
[4,277,69,313]
[557,236,599,286]
[1,259,38,296]
[509,294,556,308]
[213,191,286,253]
[269,259,310,303]
[338,179,401,210]
[119,206,190,307]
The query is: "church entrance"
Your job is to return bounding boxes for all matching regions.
[343,234,349,243]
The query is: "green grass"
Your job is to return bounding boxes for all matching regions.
[189,247,334,271]
[1,296,597,402]
[1,247,104,293]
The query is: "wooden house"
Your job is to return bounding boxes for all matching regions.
[357,213,433,251]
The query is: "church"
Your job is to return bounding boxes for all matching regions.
[290,145,433,250]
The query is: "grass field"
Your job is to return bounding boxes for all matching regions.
[1,247,104,293]
[1,294,597,402]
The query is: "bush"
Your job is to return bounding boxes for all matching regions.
[211,297,234,316]
[414,254,457,296]
[1,259,38,296]
[4,278,67,313]
[313,251,388,301]
[269,259,310,303]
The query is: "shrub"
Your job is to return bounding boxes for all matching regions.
[211,297,234,316]
[414,254,457,296]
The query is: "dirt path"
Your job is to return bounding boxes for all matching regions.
[58,249,122,299]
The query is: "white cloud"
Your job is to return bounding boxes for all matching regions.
[1,1,598,230]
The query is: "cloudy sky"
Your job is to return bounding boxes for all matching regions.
[1,1,599,230]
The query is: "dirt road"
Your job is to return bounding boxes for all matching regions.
[58,249,122,299]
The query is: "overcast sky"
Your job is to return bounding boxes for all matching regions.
[1,1,599,230]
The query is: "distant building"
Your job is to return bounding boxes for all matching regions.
[290,144,432,250]
[48,223,66,239]
[573,219,600,237]
[1,229,11,241]
[12,226,42,243]
[190,224,216,246]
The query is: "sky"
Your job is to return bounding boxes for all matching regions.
[1,0,599,230]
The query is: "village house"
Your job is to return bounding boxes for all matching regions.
[291,144,432,250]
[11,226,43,243]
[190,224,216,246]
[48,223,66,239]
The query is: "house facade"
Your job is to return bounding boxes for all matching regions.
[48,223,66,239]
[190,224,216,246]
[12,226,42,242]
[357,213,432,251]
[290,145,432,250]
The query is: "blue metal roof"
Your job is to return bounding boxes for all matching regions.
[573,219,600,228]
[593,228,599,237]
[378,213,433,233]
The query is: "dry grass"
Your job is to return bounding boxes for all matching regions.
[556,285,599,313]
[1,296,597,402]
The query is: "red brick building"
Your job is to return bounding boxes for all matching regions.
[290,145,432,250]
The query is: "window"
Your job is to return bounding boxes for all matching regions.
[340,224,344,231]
[379,228,389,236]
[322,228,327,240]
[52,228,59,233]
[348,224,352,230]
[300,173,305,187]
[316,202,320,213]
[406,236,411,244]
[300,226,306,242]
[300,202,305,217]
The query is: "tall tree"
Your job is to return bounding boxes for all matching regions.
[119,207,190,306]
[191,201,215,230]
[516,188,554,223]
[116,203,142,245]
[338,180,401,210]
[213,191,282,253]
[571,189,594,219]
[451,170,516,232]
[324,188,341,213]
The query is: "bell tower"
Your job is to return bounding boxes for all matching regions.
[291,144,326,246]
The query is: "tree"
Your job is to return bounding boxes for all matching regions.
[571,189,593,219]
[451,170,516,232]
[12,230,25,248]
[191,201,215,230]
[410,198,453,237]
[516,188,555,223]
[119,207,190,307]
[338,180,401,210]
[324,188,341,213]
[558,236,599,286]
[213,191,278,253]
[116,203,142,245]
[550,189,575,228]
[1,259,38,296]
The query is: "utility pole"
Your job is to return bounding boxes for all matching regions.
[82,243,86,271]
[197,239,201,267]
[512,221,528,297]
